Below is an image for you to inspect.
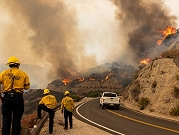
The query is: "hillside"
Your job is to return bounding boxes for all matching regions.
[47,62,135,96]
[125,57,179,116]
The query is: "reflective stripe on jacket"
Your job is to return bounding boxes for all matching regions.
[61,96,75,112]
[39,94,57,109]
[0,67,30,93]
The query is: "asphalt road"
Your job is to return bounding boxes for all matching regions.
[74,98,179,135]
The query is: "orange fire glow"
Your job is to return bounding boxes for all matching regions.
[157,26,177,45]
[89,78,95,81]
[79,78,84,82]
[139,58,152,65]
[62,78,70,85]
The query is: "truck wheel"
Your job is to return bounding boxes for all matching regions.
[101,104,104,109]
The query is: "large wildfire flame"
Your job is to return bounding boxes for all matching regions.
[157,26,177,45]
[140,26,177,65]
[139,58,152,65]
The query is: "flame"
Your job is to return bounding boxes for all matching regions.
[157,26,177,45]
[89,78,95,81]
[106,75,109,80]
[79,78,84,82]
[61,78,70,85]
[139,58,152,65]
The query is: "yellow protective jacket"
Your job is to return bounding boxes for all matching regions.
[61,96,75,112]
[39,94,57,109]
[0,67,30,93]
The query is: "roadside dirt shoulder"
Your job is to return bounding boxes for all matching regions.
[122,99,179,122]
[39,97,112,135]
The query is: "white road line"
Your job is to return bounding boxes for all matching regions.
[76,101,125,135]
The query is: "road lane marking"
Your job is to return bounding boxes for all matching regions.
[107,109,179,134]
[76,102,125,135]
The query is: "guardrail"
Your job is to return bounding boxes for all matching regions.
[30,112,49,135]
[29,104,61,135]
[20,104,61,135]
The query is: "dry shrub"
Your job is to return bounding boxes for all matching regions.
[138,97,150,110]
[173,86,179,98]
[169,106,179,116]
[21,112,36,128]
[129,84,140,100]
[152,81,157,89]
[122,91,129,100]
[139,64,146,70]
[160,49,179,58]
[133,71,139,80]
[176,74,179,80]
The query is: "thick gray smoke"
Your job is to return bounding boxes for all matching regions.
[111,0,177,61]
[0,0,178,88]
[1,0,97,81]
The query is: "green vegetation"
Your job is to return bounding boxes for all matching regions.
[82,90,103,97]
[70,94,81,102]
[169,106,179,116]
[138,97,150,110]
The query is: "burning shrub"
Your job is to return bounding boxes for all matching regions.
[169,106,179,116]
[138,97,150,110]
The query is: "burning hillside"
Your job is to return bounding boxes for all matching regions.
[157,26,177,45]
[47,62,135,94]
[139,26,179,65]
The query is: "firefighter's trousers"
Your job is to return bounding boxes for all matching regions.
[37,104,55,133]
[64,109,73,129]
[2,93,24,135]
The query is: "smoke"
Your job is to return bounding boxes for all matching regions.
[111,0,177,61]
[0,0,178,88]
[0,0,97,85]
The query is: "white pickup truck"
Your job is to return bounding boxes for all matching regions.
[100,92,120,110]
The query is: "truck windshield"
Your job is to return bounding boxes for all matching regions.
[104,93,116,97]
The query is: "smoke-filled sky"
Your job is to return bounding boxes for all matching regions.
[0,0,179,88]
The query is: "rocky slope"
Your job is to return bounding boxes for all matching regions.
[126,57,179,116]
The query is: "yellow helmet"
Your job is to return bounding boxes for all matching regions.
[64,90,70,96]
[43,89,50,94]
[6,56,20,65]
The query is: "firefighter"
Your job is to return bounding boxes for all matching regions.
[61,90,75,130]
[0,56,30,135]
[37,88,57,134]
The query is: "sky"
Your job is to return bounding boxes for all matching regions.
[0,0,179,88]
